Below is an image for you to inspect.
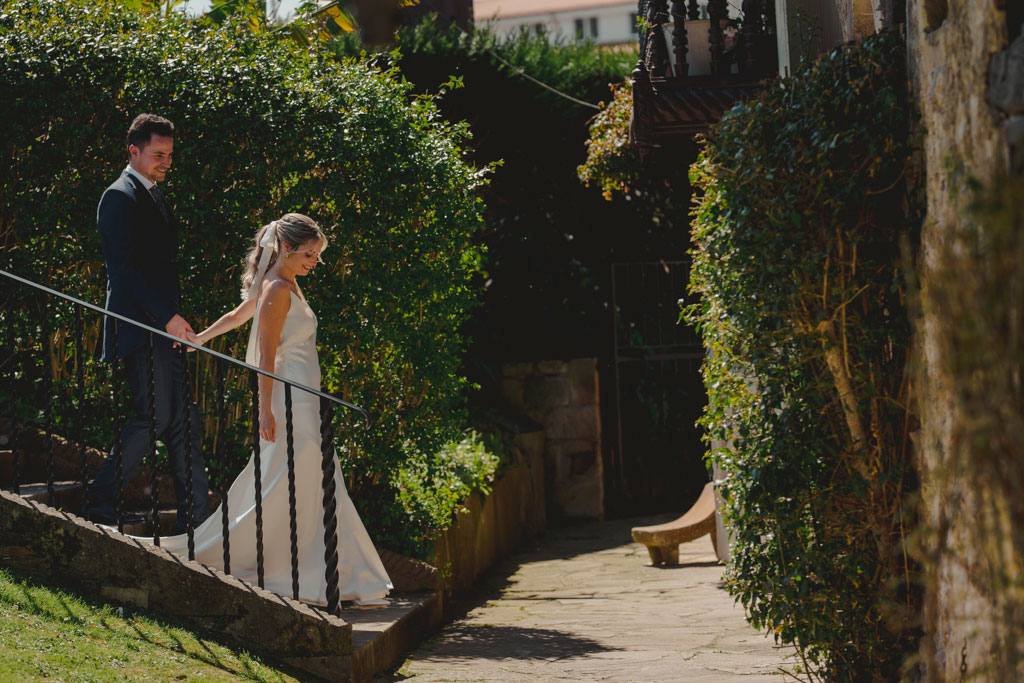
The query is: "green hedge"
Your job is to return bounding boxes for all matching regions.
[331,18,655,368]
[0,0,487,557]
[687,31,922,679]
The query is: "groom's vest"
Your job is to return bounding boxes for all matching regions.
[97,170,181,361]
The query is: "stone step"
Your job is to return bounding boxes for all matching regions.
[344,592,442,681]
[20,480,84,509]
[0,419,171,500]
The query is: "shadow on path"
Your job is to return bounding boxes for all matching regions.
[415,623,619,662]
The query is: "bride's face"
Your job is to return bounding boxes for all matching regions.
[287,239,324,277]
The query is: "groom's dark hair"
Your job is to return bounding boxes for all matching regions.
[127,114,174,150]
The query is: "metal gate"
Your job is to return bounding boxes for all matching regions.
[607,260,708,515]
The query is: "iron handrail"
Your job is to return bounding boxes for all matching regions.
[0,268,370,422]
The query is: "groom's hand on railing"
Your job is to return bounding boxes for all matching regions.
[165,314,196,349]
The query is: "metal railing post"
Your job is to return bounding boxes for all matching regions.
[7,312,21,496]
[180,345,196,560]
[111,319,125,534]
[146,332,160,546]
[215,358,231,575]
[42,297,55,508]
[250,370,266,588]
[284,384,300,601]
[319,399,342,616]
[75,306,89,515]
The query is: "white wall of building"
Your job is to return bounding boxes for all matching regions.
[476,3,640,45]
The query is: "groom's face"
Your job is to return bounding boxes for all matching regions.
[128,134,174,184]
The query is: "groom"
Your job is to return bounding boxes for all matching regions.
[88,113,211,534]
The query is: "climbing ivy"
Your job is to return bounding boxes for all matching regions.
[686,31,923,680]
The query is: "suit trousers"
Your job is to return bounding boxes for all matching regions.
[89,338,211,534]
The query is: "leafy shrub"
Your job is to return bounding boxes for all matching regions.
[687,31,922,679]
[577,81,637,200]
[0,0,486,557]
[395,430,503,549]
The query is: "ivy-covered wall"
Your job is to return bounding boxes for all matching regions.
[685,29,923,680]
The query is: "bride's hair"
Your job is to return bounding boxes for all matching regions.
[240,213,324,300]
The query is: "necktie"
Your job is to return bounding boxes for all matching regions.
[149,185,173,226]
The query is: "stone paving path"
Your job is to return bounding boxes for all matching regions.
[381,515,796,682]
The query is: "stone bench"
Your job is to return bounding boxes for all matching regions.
[631,482,717,566]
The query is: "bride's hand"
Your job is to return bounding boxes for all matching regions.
[186,331,204,352]
[259,409,276,442]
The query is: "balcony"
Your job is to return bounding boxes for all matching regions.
[631,0,778,152]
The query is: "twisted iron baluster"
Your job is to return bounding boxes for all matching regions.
[319,399,341,617]
[7,313,20,495]
[111,320,125,534]
[75,307,88,516]
[42,297,55,507]
[284,384,300,601]
[146,332,160,546]
[180,345,195,560]
[215,358,230,575]
[250,370,265,588]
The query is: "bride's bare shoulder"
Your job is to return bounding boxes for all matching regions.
[259,277,292,309]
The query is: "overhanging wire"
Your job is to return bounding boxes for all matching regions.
[417,0,603,110]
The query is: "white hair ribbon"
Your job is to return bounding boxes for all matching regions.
[244,220,279,367]
[246,220,279,301]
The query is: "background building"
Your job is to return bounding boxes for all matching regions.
[474,0,641,45]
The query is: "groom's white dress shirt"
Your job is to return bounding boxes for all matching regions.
[124,164,155,190]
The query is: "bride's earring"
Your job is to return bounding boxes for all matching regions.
[284,252,291,259]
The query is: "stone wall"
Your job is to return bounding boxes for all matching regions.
[907,1,1019,679]
[0,490,351,681]
[500,359,604,519]
[432,429,546,596]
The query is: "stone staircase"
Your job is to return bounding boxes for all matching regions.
[0,417,443,681]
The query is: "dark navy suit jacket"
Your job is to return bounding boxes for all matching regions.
[97,170,180,361]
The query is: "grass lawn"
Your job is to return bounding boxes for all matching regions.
[0,567,305,682]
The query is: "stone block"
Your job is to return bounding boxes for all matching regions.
[545,439,597,482]
[569,450,597,477]
[100,586,149,608]
[988,32,1024,115]
[524,408,547,426]
[536,360,568,375]
[523,375,569,409]
[567,358,598,406]
[501,379,524,410]
[543,405,599,441]
[556,470,604,519]
[514,430,545,466]
[501,362,534,379]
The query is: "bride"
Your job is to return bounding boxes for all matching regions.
[161,212,391,608]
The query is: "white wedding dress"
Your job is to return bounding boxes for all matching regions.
[159,288,392,605]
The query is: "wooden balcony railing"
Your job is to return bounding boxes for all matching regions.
[632,0,778,150]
